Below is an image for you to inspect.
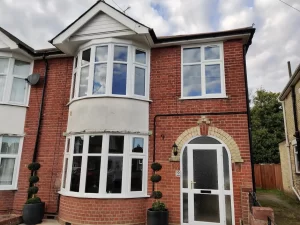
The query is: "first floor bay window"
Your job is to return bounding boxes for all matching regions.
[61,134,148,198]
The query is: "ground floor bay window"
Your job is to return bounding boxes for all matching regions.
[60,133,148,198]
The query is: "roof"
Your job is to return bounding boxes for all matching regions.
[279,64,300,101]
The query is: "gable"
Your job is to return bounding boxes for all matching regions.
[0,39,8,49]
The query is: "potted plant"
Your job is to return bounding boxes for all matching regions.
[147,162,168,225]
[23,162,45,224]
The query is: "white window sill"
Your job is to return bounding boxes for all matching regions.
[0,102,28,108]
[67,95,152,106]
[58,191,150,199]
[179,95,229,100]
[0,187,18,191]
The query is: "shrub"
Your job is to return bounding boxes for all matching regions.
[26,162,42,204]
[150,162,166,211]
[28,186,39,195]
[29,175,39,184]
[151,162,162,172]
[152,201,166,211]
[28,162,41,171]
[25,197,41,204]
[152,191,162,199]
[151,174,161,183]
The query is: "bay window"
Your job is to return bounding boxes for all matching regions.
[61,134,148,198]
[71,43,149,100]
[181,43,225,99]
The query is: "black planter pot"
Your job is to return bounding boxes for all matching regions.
[23,202,45,224]
[147,209,168,225]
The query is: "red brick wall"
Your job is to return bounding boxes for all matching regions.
[0,191,14,214]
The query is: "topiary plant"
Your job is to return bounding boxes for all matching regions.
[150,162,166,211]
[26,162,41,204]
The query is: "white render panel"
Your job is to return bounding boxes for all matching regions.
[0,105,26,134]
[67,98,149,133]
[0,39,8,49]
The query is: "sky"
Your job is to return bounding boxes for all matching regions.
[0,0,299,94]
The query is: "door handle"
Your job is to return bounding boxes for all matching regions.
[190,181,196,189]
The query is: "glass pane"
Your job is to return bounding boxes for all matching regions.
[1,137,20,154]
[74,57,78,69]
[93,64,106,95]
[183,193,189,223]
[183,65,201,97]
[85,156,101,193]
[114,46,128,62]
[194,194,220,223]
[10,78,26,103]
[13,60,30,77]
[223,147,230,190]
[183,48,201,63]
[62,158,68,188]
[112,63,127,95]
[0,158,15,185]
[205,64,221,94]
[70,156,82,192]
[135,50,146,64]
[79,66,89,97]
[193,150,218,189]
[95,46,108,62]
[189,136,221,144]
[0,75,5,101]
[66,139,70,153]
[132,138,144,153]
[0,58,9,74]
[182,147,188,188]
[226,195,233,225]
[71,73,76,98]
[109,136,124,154]
[134,67,145,96]
[74,136,84,154]
[89,136,102,153]
[106,156,123,193]
[130,158,143,191]
[205,46,220,60]
[81,49,91,65]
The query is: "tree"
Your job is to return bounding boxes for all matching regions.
[250,89,285,164]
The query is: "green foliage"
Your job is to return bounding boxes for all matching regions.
[28,186,39,195]
[25,197,41,204]
[151,162,162,172]
[150,174,161,183]
[152,191,162,199]
[29,175,39,184]
[250,89,285,164]
[152,201,166,211]
[28,162,41,171]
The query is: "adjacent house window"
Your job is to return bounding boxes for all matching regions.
[0,57,31,105]
[0,136,22,190]
[71,44,149,100]
[181,44,225,99]
[61,134,148,198]
[294,146,300,174]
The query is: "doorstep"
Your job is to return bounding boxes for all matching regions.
[0,214,22,225]
[20,219,60,225]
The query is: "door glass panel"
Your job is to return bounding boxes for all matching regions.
[183,193,189,223]
[182,147,188,188]
[223,147,230,190]
[194,194,220,223]
[193,149,218,189]
[226,195,232,225]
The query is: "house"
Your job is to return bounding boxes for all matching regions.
[0,1,256,225]
[279,63,300,200]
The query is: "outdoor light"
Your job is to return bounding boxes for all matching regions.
[172,143,178,156]
[26,73,40,85]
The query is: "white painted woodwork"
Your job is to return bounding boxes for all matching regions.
[0,105,26,135]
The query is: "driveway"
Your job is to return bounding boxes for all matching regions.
[256,189,300,225]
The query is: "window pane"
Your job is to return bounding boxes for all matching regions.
[10,77,26,103]
[109,136,124,154]
[183,65,201,97]
[81,49,91,65]
[93,64,106,95]
[74,57,78,69]
[66,139,70,153]
[112,63,127,95]
[74,136,83,154]
[79,66,89,97]
[225,195,233,225]
[0,158,15,185]
[205,64,221,94]
[71,73,76,98]
[134,67,145,96]
[205,46,220,60]
[182,147,188,188]
[0,75,5,101]
[62,158,68,188]
[223,147,230,190]
[114,46,128,62]
[132,138,144,153]
[85,156,101,193]
[135,50,146,64]
[95,46,108,62]
[1,137,19,154]
[183,48,201,63]
[0,58,9,74]
[130,158,143,191]
[13,60,30,77]
[70,156,82,192]
[106,156,123,193]
[89,136,102,153]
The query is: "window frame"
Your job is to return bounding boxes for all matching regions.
[60,133,148,198]
[0,136,23,190]
[294,145,300,174]
[181,43,226,99]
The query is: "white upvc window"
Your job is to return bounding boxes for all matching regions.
[0,136,23,190]
[61,133,148,198]
[71,43,149,101]
[181,43,226,99]
[0,57,32,105]
[294,145,300,174]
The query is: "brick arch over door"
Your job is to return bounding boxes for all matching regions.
[175,126,243,163]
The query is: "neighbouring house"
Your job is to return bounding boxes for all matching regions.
[279,63,300,200]
[0,1,256,225]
